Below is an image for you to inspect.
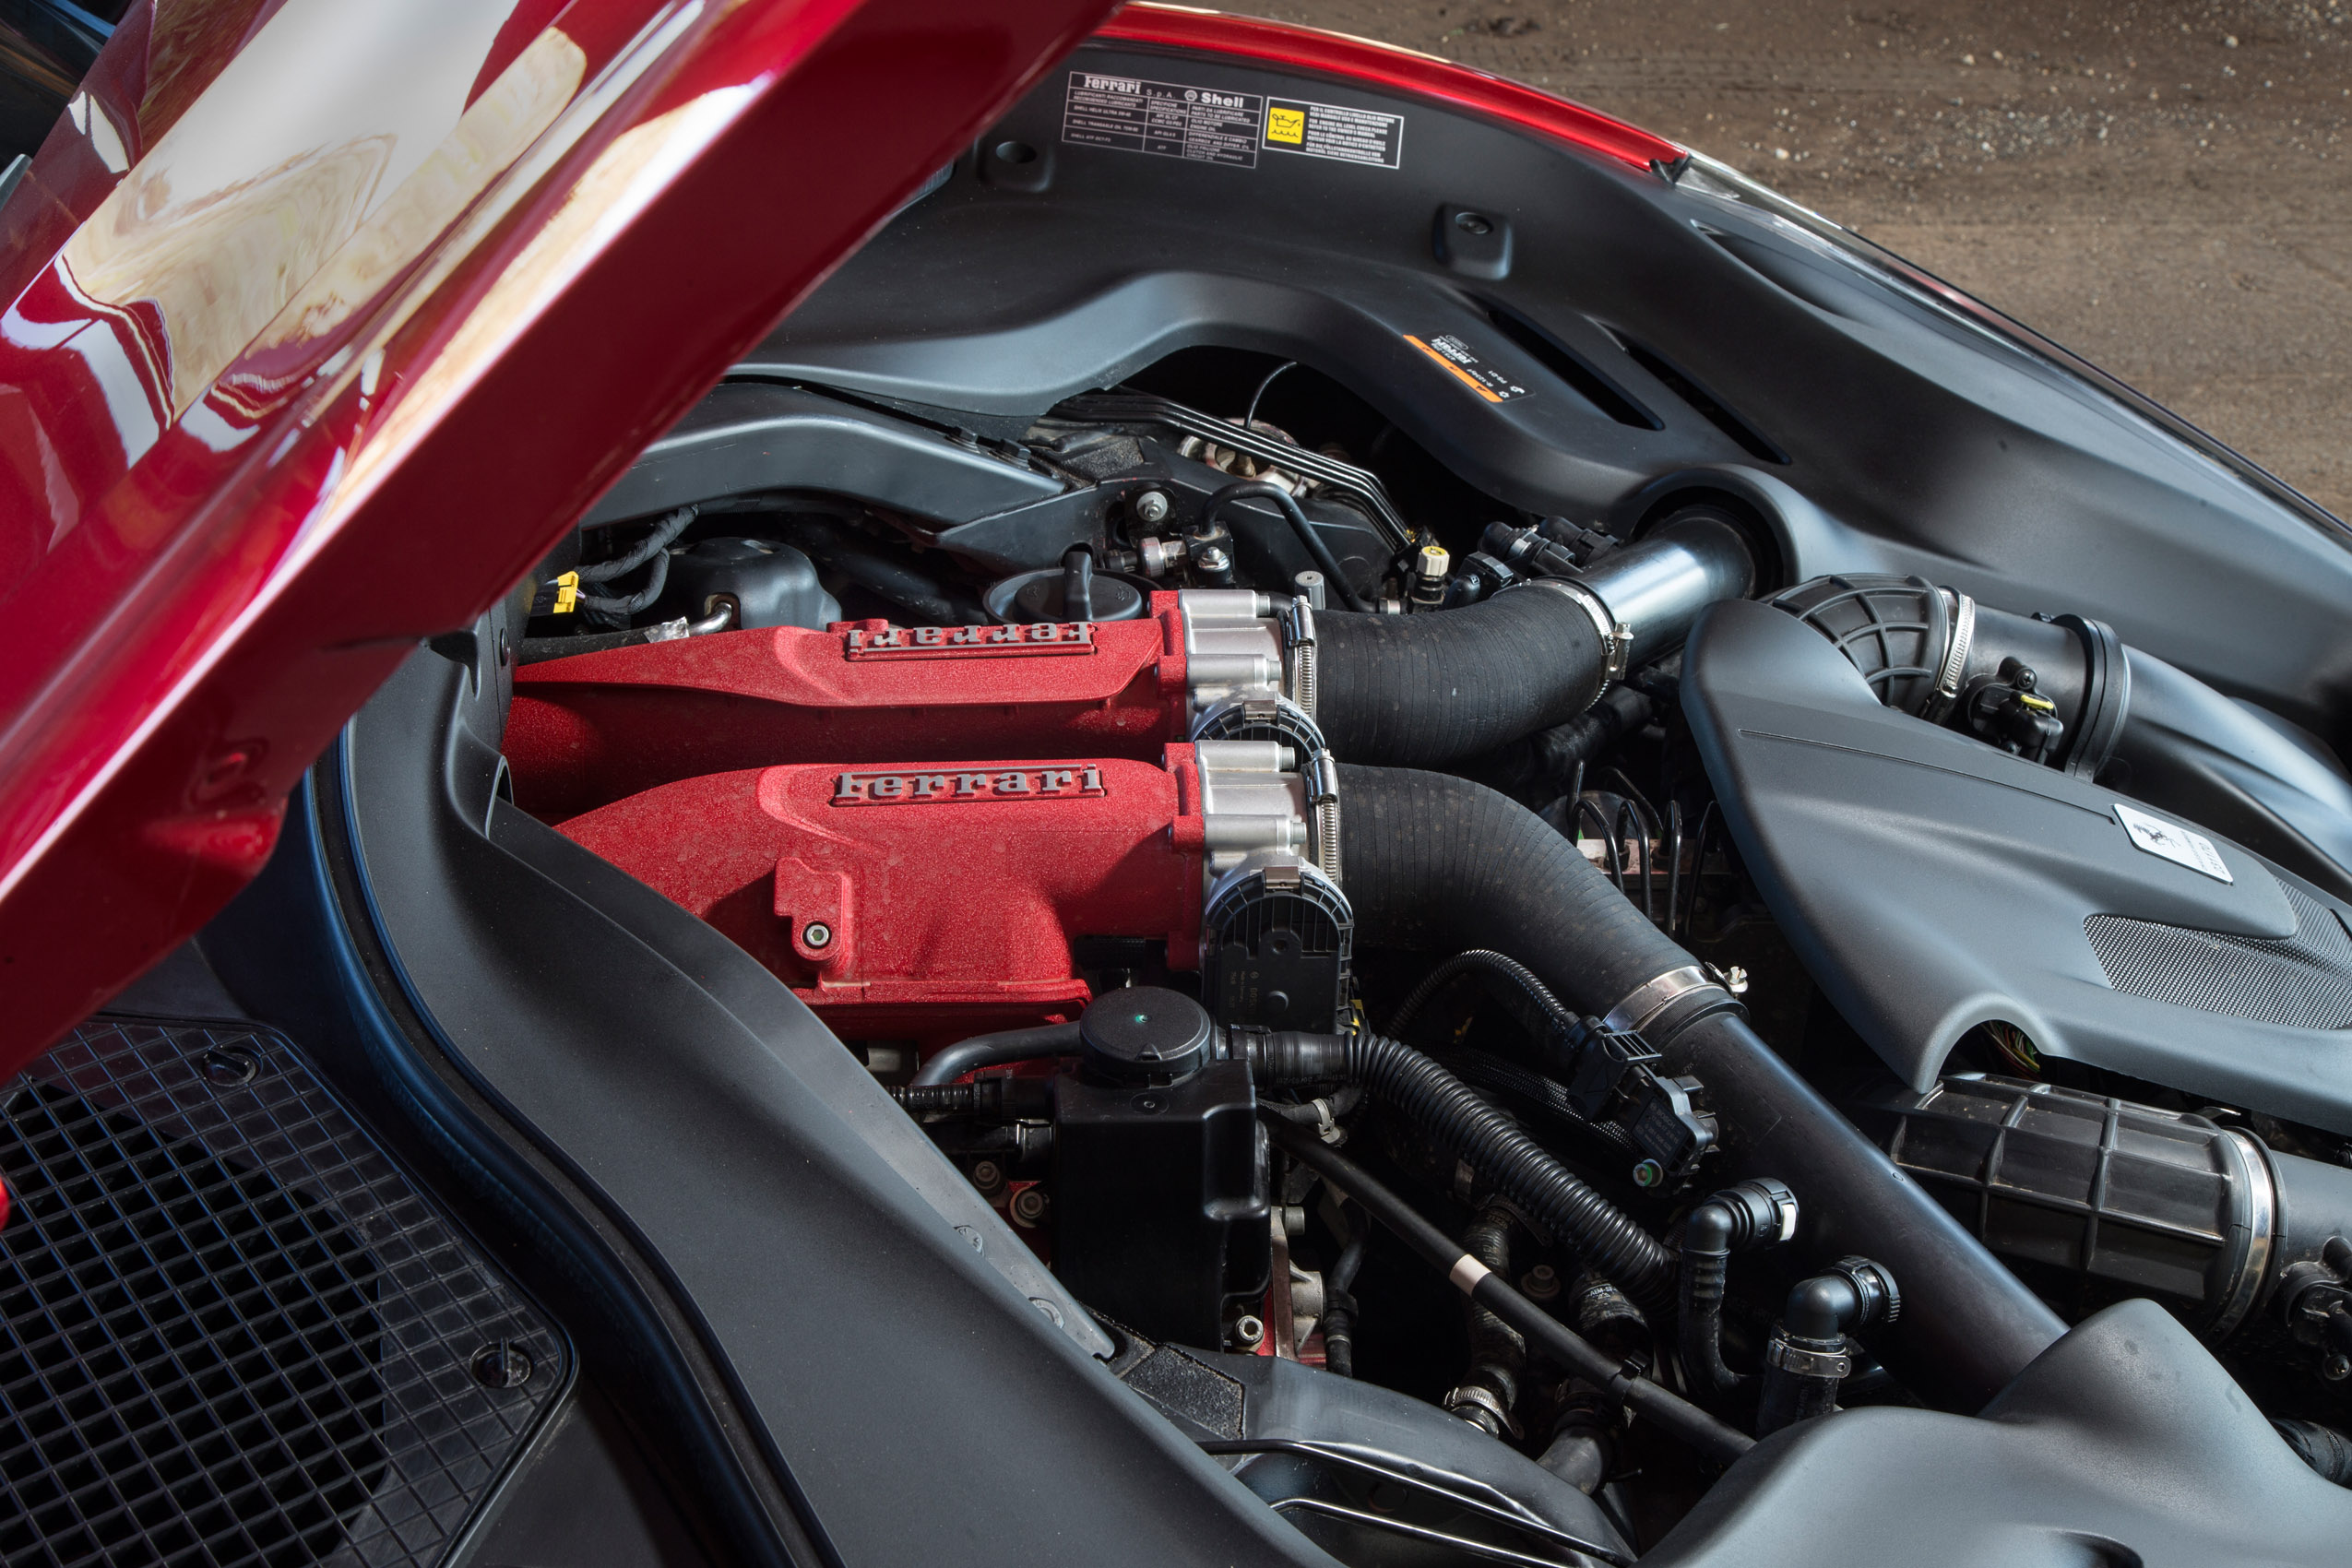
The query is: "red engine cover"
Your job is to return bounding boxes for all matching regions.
[557,746,1207,1043]
[507,600,1190,821]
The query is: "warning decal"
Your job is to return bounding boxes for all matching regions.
[1062,72,1263,167]
[1262,96,1404,170]
[1405,334,1531,402]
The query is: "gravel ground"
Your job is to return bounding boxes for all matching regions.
[1257,0,2352,519]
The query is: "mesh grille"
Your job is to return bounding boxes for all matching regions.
[0,1020,564,1568]
[2086,880,2352,1030]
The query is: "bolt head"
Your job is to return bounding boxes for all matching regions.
[1133,489,1171,525]
[2326,1351,2352,1383]
[1455,211,1494,235]
[1233,1313,1265,1348]
[1009,1184,1050,1228]
[802,921,833,950]
[1522,1265,1562,1302]
[1196,546,1231,573]
[970,1159,1004,1194]
[1632,1158,1667,1189]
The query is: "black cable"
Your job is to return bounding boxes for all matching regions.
[570,505,700,624]
[1265,1115,1753,1466]
[1206,480,1370,612]
[576,505,697,583]
[1387,948,1574,1041]
[1244,360,1296,431]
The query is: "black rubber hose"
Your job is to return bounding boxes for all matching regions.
[909,1022,1082,1087]
[1337,764,1693,1011]
[1451,1205,1526,1436]
[1266,1115,1753,1466]
[1322,1203,1367,1379]
[1313,587,1608,765]
[1206,481,1369,612]
[1336,762,2070,1413]
[1679,1208,1746,1402]
[1347,1030,1678,1312]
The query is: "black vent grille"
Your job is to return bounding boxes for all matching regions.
[0,1020,564,1568]
[2086,880,2352,1031]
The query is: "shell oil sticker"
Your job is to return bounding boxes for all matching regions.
[1405,334,1531,402]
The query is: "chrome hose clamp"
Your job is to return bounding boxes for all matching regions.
[1522,576,1633,686]
[1764,1338,1852,1380]
[1926,588,1977,723]
[1305,748,1343,885]
[1603,965,1733,1036]
[1282,596,1320,719]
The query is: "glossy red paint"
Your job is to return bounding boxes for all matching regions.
[1095,3,1685,174]
[555,747,1207,1044]
[0,0,1124,1070]
[505,601,1188,821]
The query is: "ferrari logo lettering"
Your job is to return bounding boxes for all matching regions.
[833,766,1107,805]
[842,622,1098,660]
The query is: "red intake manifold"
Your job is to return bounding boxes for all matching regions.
[556,746,1219,1043]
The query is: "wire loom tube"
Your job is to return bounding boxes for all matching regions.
[1347,1030,1678,1312]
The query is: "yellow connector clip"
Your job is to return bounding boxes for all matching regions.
[2016,691,2057,714]
[551,570,580,614]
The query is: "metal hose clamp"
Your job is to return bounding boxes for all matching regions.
[1283,596,1320,719]
[1926,588,1977,723]
[1603,966,1732,1036]
[1522,576,1633,685]
[1305,748,1343,885]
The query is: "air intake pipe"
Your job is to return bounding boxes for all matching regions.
[1776,574,2352,902]
[1310,509,1753,766]
[1334,761,2069,1413]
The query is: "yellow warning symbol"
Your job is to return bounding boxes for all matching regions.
[1266,106,1305,145]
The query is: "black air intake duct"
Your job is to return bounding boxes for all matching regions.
[1313,511,1752,766]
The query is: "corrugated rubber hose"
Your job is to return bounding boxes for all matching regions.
[1314,586,1610,766]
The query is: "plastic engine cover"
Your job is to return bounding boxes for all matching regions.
[1681,599,2352,1133]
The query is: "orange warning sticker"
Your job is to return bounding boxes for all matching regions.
[1404,334,1530,402]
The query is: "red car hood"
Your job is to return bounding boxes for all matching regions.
[0,0,1128,1067]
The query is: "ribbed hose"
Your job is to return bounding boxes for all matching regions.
[1337,762,2070,1413]
[1337,765,1693,1010]
[1347,1030,1678,1311]
[1315,588,1610,765]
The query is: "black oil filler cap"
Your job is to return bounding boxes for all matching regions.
[1080,988,1214,1086]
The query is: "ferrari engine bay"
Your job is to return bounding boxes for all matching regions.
[322,50,2352,1566]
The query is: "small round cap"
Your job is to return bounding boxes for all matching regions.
[1080,987,1214,1085]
